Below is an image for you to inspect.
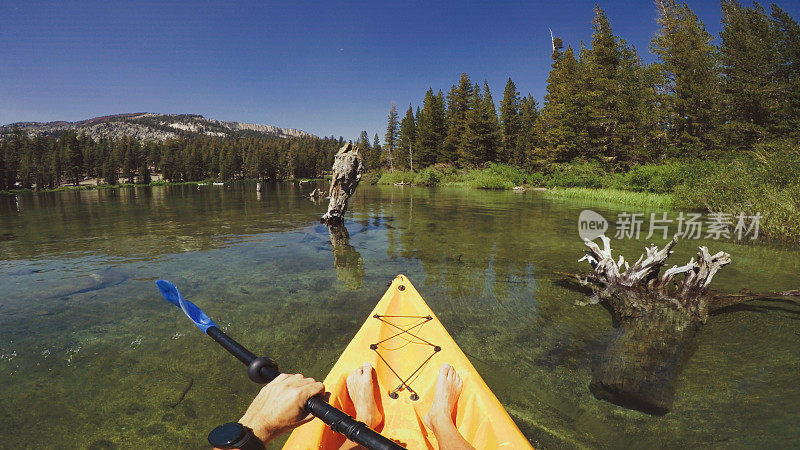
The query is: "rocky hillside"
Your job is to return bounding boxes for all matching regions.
[0,113,313,141]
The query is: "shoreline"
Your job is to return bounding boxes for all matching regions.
[5,174,796,245]
[0,177,328,195]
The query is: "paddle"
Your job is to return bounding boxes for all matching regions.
[155,279,401,450]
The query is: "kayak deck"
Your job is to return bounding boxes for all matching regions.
[283,275,531,449]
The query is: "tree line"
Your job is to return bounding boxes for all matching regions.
[0,130,343,190]
[368,0,800,172]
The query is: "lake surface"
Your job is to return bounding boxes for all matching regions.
[1,182,798,448]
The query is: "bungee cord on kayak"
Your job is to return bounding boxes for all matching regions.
[284,275,533,449]
[371,313,441,401]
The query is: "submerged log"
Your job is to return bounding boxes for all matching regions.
[563,235,799,415]
[321,143,365,226]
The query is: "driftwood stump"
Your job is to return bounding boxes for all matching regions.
[563,235,800,414]
[321,143,365,226]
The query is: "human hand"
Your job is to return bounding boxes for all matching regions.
[238,373,325,444]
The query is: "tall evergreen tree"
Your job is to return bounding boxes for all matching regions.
[651,0,719,156]
[397,105,418,170]
[103,151,119,185]
[542,44,587,161]
[462,81,500,166]
[517,94,542,168]
[417,89,446,166]
[358,130,371,149]
[65,133,83,185]
[771,5,800,139]
[384,104,399,171]
[369,133,382,170]
[357,130,376,170]
[615,43,664,163]
[583,6,622,160]
[719,0,782,149]
[499,78,522,163]
[444,73,474,165]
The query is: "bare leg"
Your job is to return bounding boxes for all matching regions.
[339,363,382,450]
[424,364,475,450]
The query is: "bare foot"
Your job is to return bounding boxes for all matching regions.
[424,363,463,432]
[346,363,382,429]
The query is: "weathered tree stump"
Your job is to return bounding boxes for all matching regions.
[563,235,800,414]
[321,143,365,226]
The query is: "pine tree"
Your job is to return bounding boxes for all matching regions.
[615,43,663,164]
[384,104,399,171]
[499,78,522,163]
[771,5,800,139]
[417,89,446,166]
[542,44,587,162]
[462,81,500,166]
[51,139,62,187]
[65,133,83,185]
[397,105,418,170]
[444,73,474,165]
[719,1,782,150]
[358,130,371,149]
[583,5,622,160]
[651,0,719,156]
[18,137,37,189]
[517,94,542,168]
[356,130,376,170]
[103,152,119,185]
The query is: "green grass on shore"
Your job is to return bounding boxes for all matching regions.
[372,148,800,244]
[541,187,676,209]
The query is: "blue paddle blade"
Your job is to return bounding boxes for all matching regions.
[156,279,217,333]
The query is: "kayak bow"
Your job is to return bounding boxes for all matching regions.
[284,275,532,449]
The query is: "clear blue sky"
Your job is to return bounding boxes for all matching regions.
[2,1,798,141]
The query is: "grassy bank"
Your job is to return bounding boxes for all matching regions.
[375,163,528,189]
[372,147,800,243]
[542,188,675,209]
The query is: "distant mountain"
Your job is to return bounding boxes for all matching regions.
[0,113,313,141]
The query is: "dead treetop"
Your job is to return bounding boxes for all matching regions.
[321,142,365,226]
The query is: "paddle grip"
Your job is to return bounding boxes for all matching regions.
[305,396,402,450]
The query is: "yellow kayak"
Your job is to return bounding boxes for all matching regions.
[283,275,532,449]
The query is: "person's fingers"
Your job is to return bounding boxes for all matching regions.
[271,373,290,384]
[297,380,325,401]
[296,413,315,425]
[283,373,306,386]
[287,375,319,388]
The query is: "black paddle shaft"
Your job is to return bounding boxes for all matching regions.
[206,326,402,450]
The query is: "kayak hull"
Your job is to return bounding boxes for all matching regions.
[283,275,531,449]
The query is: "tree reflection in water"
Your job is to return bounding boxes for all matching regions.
[328,224,364,290]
